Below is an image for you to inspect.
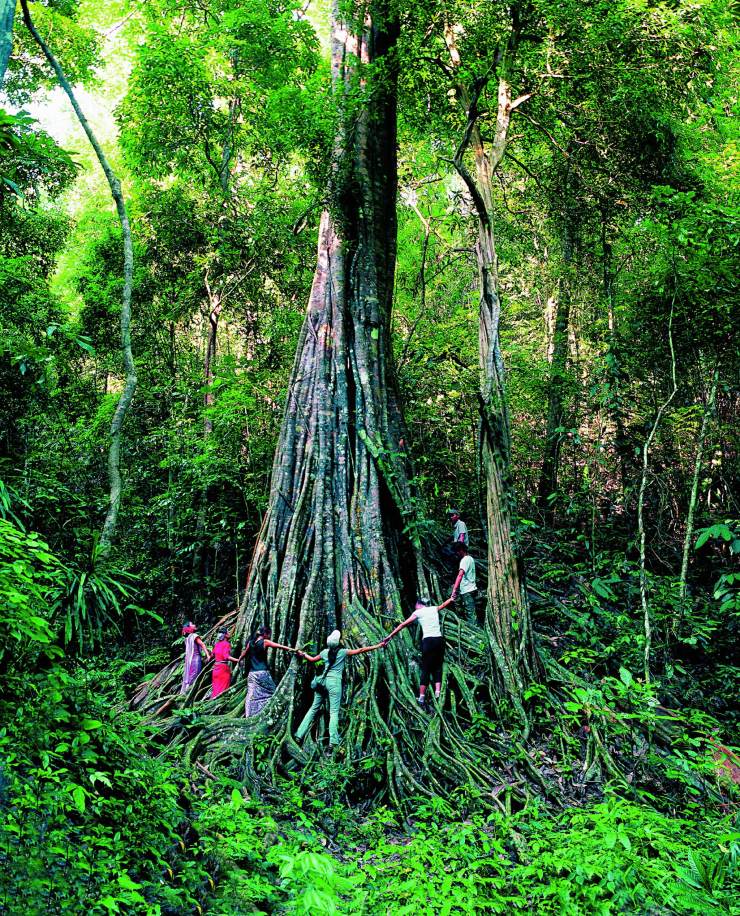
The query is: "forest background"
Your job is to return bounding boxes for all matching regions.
[0,0,739,913]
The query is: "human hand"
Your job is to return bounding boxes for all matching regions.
[382,636,391,647]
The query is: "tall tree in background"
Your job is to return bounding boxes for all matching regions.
[20,0,135,558]
[441,8,540,711]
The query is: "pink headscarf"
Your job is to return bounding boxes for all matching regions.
[182,623,197,636]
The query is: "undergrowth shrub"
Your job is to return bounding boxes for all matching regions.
[346,797,739,915]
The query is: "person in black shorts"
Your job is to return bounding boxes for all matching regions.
[383,595,454,706]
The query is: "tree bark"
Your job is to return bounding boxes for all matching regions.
[0,0,14,84]
[537,221,573,524]
[20,0,136,559]
[444,23,539,714]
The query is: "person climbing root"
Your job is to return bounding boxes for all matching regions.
[210,628,241,698]
[452,541,478,626]
[238,625,300,717]
[180,621,211,694]
[383,596,454,706]
[294,629,385,750]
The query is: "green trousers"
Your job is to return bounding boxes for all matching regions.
[458,590,477,625]
[295,677,343,747]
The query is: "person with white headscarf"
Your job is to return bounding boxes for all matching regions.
[295,629,384,749]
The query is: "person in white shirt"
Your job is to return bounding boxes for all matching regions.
[382,595,454,706]
[452,542,477,625]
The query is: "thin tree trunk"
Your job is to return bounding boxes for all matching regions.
[601,210,631,499]
[445,23,539,716]
[203,279,222,437]
[0,0,14,84]
[20,0,136,559]
[677,361,719,607]
[638,299,678,682]
[538,221,573,523]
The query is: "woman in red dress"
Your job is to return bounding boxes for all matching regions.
[211,629,239,698]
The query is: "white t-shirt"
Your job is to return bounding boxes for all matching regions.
[453,519,469,545]
[458,555,477,594]
[413,605,442,639]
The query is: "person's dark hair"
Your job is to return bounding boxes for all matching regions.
[327,645,339,667]
[217,628,228,641]
[247,624,271,652]
[454,541,468,554]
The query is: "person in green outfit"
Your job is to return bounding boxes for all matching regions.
[295,629,385,749]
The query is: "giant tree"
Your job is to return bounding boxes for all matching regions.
[137,0,543,802]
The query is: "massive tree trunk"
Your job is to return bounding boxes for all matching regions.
[538,221,574,523]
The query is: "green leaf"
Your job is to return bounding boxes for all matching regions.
[72,785,86,813]
[117,873,141,891]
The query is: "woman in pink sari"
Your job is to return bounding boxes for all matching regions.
[180,622,210,694]
[211,628,239,698]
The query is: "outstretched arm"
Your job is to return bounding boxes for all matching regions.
[451,568,464,597]
[237,641,251,663]
[437,597,455,611]
[346,642,385,657]
[382,613,417,645]
[298,651,323,663]
[264,638,300,654]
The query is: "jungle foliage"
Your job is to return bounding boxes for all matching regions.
[0,0,738,912]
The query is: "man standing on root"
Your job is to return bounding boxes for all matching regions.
[383,596,454,706]
[452,541,478,626]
